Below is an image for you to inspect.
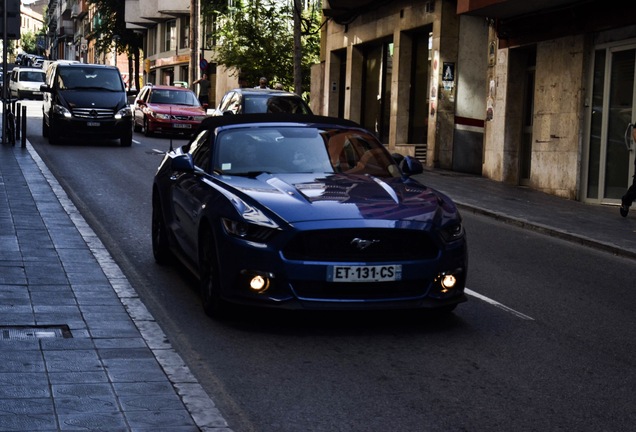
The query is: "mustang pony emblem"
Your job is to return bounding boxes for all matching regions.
[351,238,380,251]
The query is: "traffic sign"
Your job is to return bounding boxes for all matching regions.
[0,0,21,39]
[200,58,208,71]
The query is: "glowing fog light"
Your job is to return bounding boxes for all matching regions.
[441,274,457,290]
[249,275,270,292]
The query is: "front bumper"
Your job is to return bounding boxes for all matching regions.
[51,115,133,139]
[214,224,468,312]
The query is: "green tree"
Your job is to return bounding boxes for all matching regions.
[20,31,37,54]
[88,0,143,90]
[212,0,321,94]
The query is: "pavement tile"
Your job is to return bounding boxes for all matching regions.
[0,350,45,373]
[46,370,110,386]
[0,413,58,431]
[123,409,198,430]
[57,411,128,431]
[0,372,51,398]
[0,397,55,415]
[43,349,103,374]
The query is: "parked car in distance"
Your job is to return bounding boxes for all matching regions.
[9,67,46,99]
[209,88,313,116]
[151,113,468,320]
[133,84,207,137]
[15,53,26,65]
[40,62,137,146]
[23,54,45,67]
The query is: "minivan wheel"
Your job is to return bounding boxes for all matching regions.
[42,116,48,137]
[48,122,61,145]
[121,131,133,147]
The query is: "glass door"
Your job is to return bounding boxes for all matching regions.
[586,44,636,203]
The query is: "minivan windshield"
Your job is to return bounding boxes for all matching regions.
[19,71,45,82]
[57,67,124,91]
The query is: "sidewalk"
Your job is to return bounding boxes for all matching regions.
[0,143,232,431]
[1,141,635,432]
[413,169,636,260]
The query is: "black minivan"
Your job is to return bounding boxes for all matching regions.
[40,62,137,146]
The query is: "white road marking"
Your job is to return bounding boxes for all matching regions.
[465,288,535,320]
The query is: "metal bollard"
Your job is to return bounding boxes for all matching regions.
[21,105,27,148]
[16,102,21,140]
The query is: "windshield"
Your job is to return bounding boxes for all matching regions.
[243,96,312,114]
[57,67,124,91]
[19,71,45,82]
[149,89,200,106]
[214,126,400,177]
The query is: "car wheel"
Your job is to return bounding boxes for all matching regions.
[42,115,48,138]
[48,121,60,145]
[143,117,153,137]
[199,226,229,319]
[151,191,172,265]
[120,131,133,147]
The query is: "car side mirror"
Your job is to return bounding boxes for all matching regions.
[170,154,195,172]
[400,156,424,176]
[39,84,51,93]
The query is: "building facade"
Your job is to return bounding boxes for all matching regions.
[314,0,487,175]
[16,1,46,57]
[316,0,636,206]
[124,0,238,103]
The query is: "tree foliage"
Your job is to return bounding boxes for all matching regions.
[212,0,322,92]
[88,0,143,90]
[20,32,37,54]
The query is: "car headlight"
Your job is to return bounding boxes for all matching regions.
[115,106,132,119]
[193,115,206,121]
[221,217,278,242]
[152,112,171,120]
[440,222,465,242]
[53,104,72,118]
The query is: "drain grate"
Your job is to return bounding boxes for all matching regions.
[0,325,72,340]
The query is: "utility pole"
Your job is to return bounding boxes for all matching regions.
[2,0,20,146]
[189,0,200,87]
[293,0,302,95]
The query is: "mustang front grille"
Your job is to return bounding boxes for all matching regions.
[282,229,439,262]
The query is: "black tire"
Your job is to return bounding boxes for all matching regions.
[49,123,61,145]
[151,192,172,265]
[143,117,152,137]
[42,115,49,138]
[199,227,229,319]
[121,131,133,147]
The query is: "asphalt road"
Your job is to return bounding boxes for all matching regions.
[22,100,636,431]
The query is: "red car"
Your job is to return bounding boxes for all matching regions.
[133,84,207,137]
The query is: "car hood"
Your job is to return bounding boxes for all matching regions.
[147,104,205,116]
[58,90,126,109]
[17,81,43,90]
[221,173,458,225]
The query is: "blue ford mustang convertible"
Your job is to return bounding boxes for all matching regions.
[152,114,468,319]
